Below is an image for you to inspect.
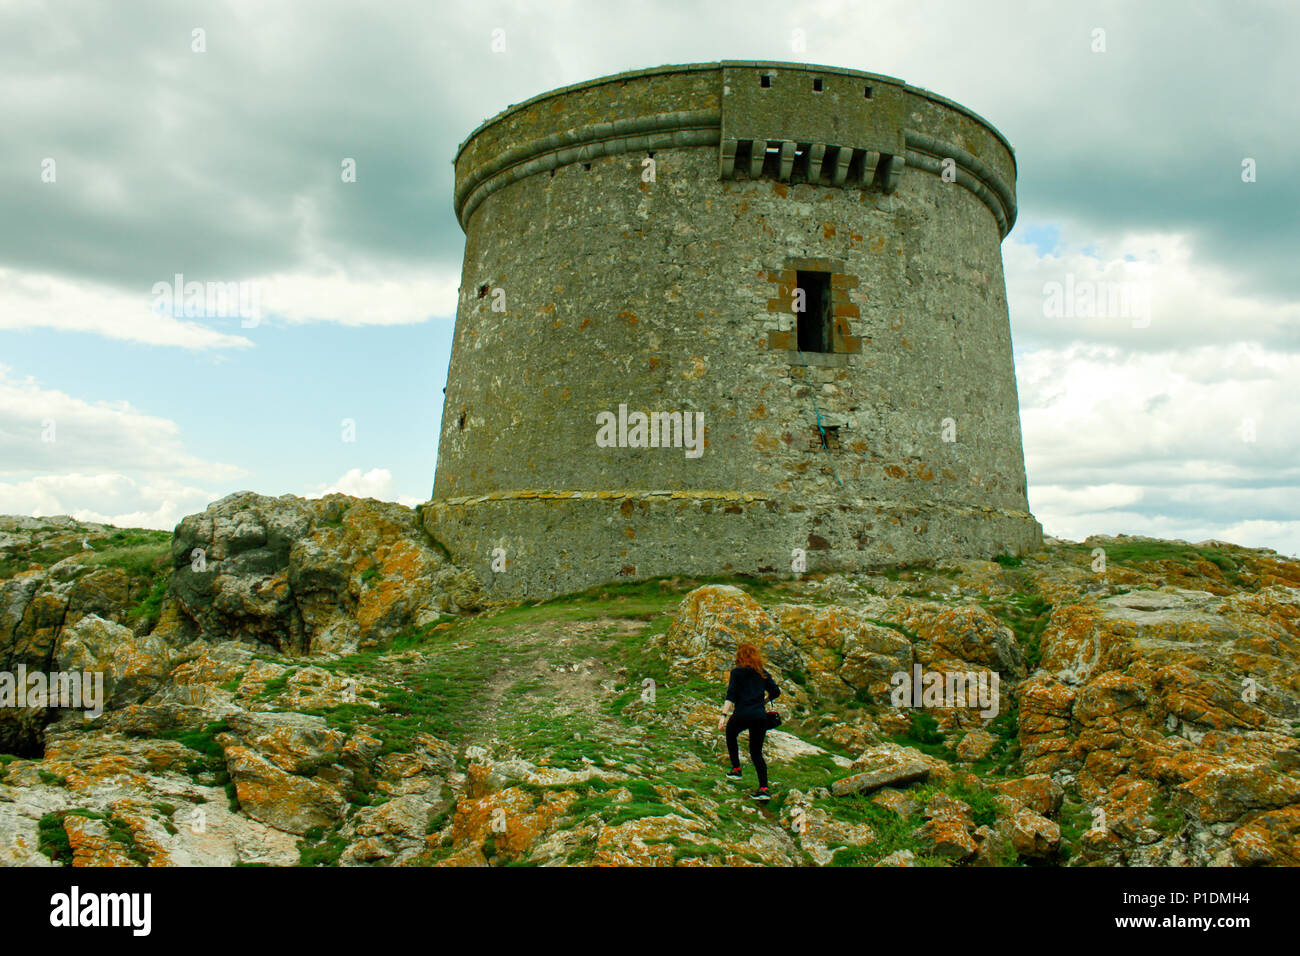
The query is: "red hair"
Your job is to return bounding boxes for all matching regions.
[735,643,767,677]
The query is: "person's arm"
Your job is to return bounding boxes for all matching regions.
[764,674,781,703]
[718,671,736,730]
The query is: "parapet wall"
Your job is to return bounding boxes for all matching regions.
[453,62,1017,236]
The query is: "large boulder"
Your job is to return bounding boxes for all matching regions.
[831,742,947,796]
[57,614,172,710]
[221,745,347,835]
[770,604,913,699]
[659,585,804,686]
[904,605,1027,677]
[0,557,142,753]
[169,492,482,655]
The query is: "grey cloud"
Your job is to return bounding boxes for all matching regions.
[3,0,1296,308]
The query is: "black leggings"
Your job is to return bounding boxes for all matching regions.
[726,716,768,788]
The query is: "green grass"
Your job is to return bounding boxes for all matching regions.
[1147,790,1186,837]
[0,527,171,582]
[128,569,170,625]
[826,797,944,866]
[890,711,958,762]
[78,531,171,578]
[301,618,507,754]
[0,546,79,578]
[913,778,1001,829]
[993,554,1023,568]
[983,588,1053,673]
[37,808,107,864]
[1062,540,1249,585]
[105,815,151,866]
[966,705,1023,777]
[298,828,349,866]
[1057,797,1094,861]
[255,668,297,700]
[134,720,240,811]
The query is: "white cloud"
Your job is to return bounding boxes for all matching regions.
[1006,227,1300,353]
[0,260,459,349]
[260,263,459,326]
[0,473,224,531]
[307,467,422,507]
[0,368,246,481]
[1020,343,1300,558]
[1019,343,1298,479]
[0,267,254,349]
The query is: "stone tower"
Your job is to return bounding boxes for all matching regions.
[425,61,1041,600]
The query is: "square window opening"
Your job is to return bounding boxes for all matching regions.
[760,74,772,88]
[813,78,824,92]
[795,270,834,353]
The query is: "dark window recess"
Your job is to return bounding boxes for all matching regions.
[848,148,868,183]
[791,144,812,182]
[734,140,754,174]
[813,78,823,92]
[458,412,467,430]
[817,148,838,182]
[760,74,772,88]
[864,85,873,99]
[795,270,834,353]
[477,284,489,298]
[872,153,894,190]
[761,142,782,178]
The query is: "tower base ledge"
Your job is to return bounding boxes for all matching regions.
[421,489,1043,603]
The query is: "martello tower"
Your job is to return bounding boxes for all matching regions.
[426,61,1041,600]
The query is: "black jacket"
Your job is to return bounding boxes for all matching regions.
[725,666,780,722]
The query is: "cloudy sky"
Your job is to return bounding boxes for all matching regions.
[1,0,1296,556]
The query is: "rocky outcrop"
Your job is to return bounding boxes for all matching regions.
[769,604,913,699]
[830,743,937,796]
[3,511,1299,868]
[57,615,172,710]
[0,519,167,754]
[0,497,484,755]
[657,585,804,684]
[168,492,482,655]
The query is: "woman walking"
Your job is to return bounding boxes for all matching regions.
[717,642,781,801]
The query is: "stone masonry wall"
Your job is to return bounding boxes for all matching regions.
[430,62,1040,600]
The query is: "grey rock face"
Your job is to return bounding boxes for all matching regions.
[168,491,481,655]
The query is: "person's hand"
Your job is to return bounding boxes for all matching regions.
[717,716,726,731]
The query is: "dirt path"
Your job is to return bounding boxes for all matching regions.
[448,616,636,749]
